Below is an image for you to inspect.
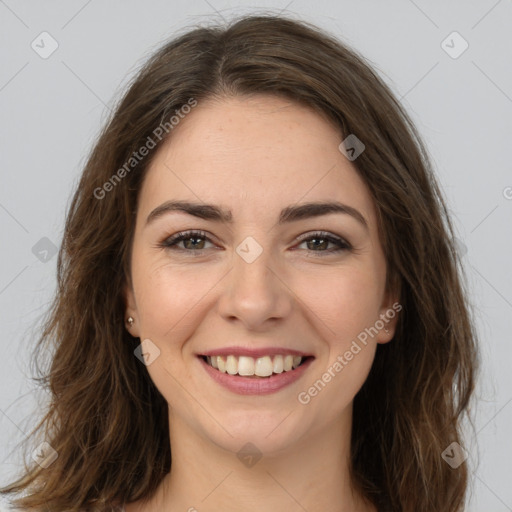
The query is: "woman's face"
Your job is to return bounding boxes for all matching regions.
[124,94,398,455]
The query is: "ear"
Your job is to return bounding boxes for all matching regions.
[375,278,401,344]
[123,279,141,338]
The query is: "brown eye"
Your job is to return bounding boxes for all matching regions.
[160,230,214,252]
[295,231,351,256]
[158,230,351,257]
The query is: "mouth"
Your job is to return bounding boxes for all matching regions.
[199,354,315,378]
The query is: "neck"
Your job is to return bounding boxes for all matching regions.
[142,405,375,512]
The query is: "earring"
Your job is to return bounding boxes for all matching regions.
[127,317,134,327]
[384,327,390,334]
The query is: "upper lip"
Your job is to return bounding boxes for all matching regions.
[199,346,314,358]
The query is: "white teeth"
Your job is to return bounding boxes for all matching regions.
[226,355,238,375]
[238,356,255,376]
[273,355,284,373]
[255,356,273,377]
[217,356,226,373]
[204,354,306,376]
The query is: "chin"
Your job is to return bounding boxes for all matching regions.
[203,409,306,456]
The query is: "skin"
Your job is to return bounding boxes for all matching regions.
[123,94,399,512]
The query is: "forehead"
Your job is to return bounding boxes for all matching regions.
[138,95,377,230]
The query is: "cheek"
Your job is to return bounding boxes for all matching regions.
[295,266,380,414]
[131,254,216,346]
[132,261,210,404]
[297,263,383,342]
[300,341,376,424]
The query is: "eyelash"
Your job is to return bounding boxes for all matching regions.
[158,229,352,257]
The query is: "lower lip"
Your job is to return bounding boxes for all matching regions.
[198,356,314,395]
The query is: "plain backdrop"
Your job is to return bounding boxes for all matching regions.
[0,1,511,510]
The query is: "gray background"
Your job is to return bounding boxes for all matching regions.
[0,1,511,510]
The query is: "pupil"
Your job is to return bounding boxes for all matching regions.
[309,238,326,250]
[186,236,203,249]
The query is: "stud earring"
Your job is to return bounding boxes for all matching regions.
[127,317,134,327]
[384,327,390,335]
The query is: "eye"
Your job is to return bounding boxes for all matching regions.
[158,229,351,257]
[158,230,215,254]
[294,231,352,256]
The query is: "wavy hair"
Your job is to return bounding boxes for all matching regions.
[0,14,479,512]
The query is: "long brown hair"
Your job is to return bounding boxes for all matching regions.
[0,14,479,512]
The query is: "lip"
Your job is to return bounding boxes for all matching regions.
[199,346,313,358]
[198,354,315,395]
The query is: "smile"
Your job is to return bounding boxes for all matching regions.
[203,354,306,377]
[198,354,315,395]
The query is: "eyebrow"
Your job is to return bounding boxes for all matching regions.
[145,200,368,230]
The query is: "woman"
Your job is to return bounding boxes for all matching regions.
[0,14,479,512]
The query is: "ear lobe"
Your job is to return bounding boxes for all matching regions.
[377,285,402,344]
[376,303,400,344]
[123,281,140,337]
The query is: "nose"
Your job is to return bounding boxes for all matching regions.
[216,240,293,330]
